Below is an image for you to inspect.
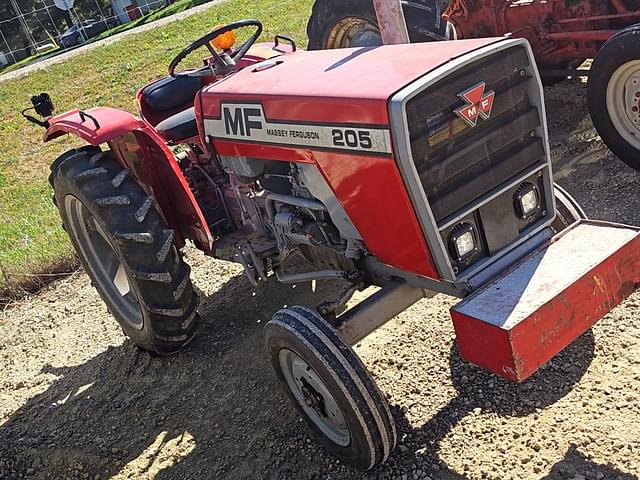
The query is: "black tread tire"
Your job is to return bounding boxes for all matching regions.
[50,148,199,354]
[264,306,396,470]
[587,23,640,171]
[552,183,587,233]
[49,146,101,201]
[307,0,447,50]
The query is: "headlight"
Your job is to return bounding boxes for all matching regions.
[515,182,540,218]
[449,223,477,262]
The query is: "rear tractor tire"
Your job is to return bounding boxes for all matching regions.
[264,306,396,470]
[307,0,449,50]
[50,148,199,354]
[587,23,640,171]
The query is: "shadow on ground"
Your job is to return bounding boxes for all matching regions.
[1,267,632,479]
[386,331,635,479]
[0,271,337,479]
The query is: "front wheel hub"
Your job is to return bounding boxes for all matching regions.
[607,60,640,149]
[326,17,382,49]
[279,349,350,446]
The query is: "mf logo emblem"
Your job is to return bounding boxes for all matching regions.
[223,105,263,137]
[454,82,495,128]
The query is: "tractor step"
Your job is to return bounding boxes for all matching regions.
[451,220,640,382]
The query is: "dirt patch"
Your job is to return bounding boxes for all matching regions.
[0,256,80,308]
[0,80,639,480]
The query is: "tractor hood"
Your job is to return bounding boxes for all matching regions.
[198,37,504,127]
[198,37,543,281]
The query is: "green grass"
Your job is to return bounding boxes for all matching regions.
[0,0,223,75]
[94,0,217,40]
[0,0,314,299]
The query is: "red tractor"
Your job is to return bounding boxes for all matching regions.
[25,20,640,470]
[308,1,640,170]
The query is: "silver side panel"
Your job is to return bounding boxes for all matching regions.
[388,38,555,282]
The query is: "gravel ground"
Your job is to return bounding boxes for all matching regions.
[1,80,639,480]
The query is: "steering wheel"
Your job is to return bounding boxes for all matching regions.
[168,19,263,78]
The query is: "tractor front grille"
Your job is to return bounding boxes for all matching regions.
[390,40,555,280]
[405,45,544,223]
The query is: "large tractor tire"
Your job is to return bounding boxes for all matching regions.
[587,23,640,171]
[264,306,396,470]
[307,0,449,50]
[50,148,199,354]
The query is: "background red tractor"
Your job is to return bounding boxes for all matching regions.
[307,0,640,171]
[25,16,640,470]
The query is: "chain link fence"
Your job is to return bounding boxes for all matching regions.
[0,0,167,68]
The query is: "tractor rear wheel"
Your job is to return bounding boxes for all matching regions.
[587,23,640,171]
[264,306,396,470]
[307,0,449,50]
[50,148,199,354]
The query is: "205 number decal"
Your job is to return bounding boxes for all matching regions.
[332,129,373,149]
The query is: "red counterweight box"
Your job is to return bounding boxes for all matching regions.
[451,220,640,381]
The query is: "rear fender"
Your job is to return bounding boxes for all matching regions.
[45,107,213,254]
[44,107,144,145]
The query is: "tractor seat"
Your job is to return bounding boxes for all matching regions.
[141,75,202,143]
[155,107,198,143]
[142,75,202,112]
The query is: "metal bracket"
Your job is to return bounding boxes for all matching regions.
[316,283,362,324]
[273,267,347,284]
[236,243,267,288]
[78,110,101,130]
[273,34,297,53]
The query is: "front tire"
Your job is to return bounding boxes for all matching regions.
[264,306,396,470]
[587,24,640,171]
[50,148,199,354]
[307,0,448,50]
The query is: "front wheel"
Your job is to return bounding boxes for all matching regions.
[264,306,396,470]
[50,148,199,354]
[587,24,640,171]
